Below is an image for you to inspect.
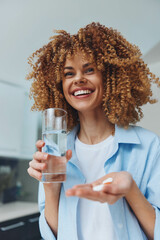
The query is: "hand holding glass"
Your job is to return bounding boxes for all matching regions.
[41,108,67,183]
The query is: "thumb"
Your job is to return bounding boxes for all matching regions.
[66,149,72,162]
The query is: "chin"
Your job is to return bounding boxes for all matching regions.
[76,106,100,113]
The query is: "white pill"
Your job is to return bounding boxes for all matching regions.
[93,184,104,191]
[102,177,113,184]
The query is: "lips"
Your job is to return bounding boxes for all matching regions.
[71,88,94,97]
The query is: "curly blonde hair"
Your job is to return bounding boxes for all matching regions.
[26,22,160,130]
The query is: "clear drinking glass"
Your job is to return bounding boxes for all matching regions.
[41,108,67,183]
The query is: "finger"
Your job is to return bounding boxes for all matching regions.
[29,159,47,171]
[66,185,100,198]
[66,186,122,204]
[27,167,42,181]
[66,185,95,198]
[36,140,45,152]
[72,183,92,189]
[33,151,48,161]
[66,150,72,162]
[66,186,108,202]
[66,179,113,196]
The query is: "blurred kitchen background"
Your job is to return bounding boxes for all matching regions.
[0,0,160,239]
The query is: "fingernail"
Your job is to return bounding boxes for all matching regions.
[93,184,104,191]
[102,178,113,184]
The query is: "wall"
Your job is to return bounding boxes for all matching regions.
[0,0,160,87]
[138,61,160,136]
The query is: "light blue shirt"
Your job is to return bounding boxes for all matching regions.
[38,125,160,240]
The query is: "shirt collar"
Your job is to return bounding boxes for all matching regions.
[115,125,141,144]
[68,124,141,147]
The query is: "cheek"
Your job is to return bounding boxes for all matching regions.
[62,81,67,96]
[62,82,70,103]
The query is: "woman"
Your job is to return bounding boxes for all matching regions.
[27,22,160,240]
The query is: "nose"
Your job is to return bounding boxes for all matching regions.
[73,76,87,86]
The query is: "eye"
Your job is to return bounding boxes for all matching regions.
[85,68,94,74]
[64,72,74,77]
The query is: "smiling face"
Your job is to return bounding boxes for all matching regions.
[62,53,104,114]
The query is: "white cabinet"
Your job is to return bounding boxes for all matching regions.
[0,82,24,158]
[19,93,39,159]
[0,81,38,159]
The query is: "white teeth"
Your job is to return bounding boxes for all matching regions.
[74,90,92,96]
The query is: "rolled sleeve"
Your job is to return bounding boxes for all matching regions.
[146,141,160,240]
[39,209,56,240]
[153,206,160,239]
[38,182,56,240]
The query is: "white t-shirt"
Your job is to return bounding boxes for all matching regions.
[75,135,117,240]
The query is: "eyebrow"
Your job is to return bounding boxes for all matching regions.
[64,63,92,70]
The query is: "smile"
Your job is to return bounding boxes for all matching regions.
[74,90,92,96]
[72,88,94,97]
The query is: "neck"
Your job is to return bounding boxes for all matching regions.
[78,108,115,145]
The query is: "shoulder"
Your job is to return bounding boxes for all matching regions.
[119,126,160,183]
[129,125,160,159]
[132,125,160,146]
[116,124,160,155]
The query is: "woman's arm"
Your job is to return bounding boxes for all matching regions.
[28,140,72,237]
[125,179,155,240]
[66,171,155,240]
[43,183,61,237]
